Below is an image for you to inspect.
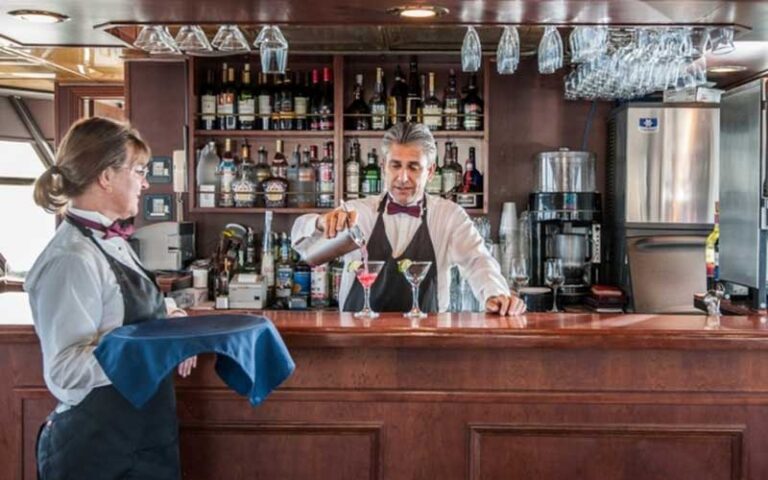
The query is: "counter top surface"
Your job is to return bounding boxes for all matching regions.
[5,292,768,348]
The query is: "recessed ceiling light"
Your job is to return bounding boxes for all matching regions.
[7,9,69,24]
[387,5,449,18]
[707,65,748,73]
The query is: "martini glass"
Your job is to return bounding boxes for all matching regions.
[402,261,433,319]
[354,261,385,319]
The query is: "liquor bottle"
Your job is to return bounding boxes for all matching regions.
[280,71,295,131]
[418,73,427,124]
[275,233,294,309]
[232,140,257,207]
[441,141,458,197]
[319,67,334,131]
[238,64,256,130]
[215,258,230,309]
[346,73,371,130]
[317,141,335,208]
[705,201,720,290]
[292,258,311,310]
[370,67,387,130]
[309,68,321,131]
[257,72,272,131]
[244,227,257,272]
[271,74,283,130]
[388,65,408,126]
[196,141,220,208]
[294,71,310,131]
[345,140,361,200]
[362,148,381,195]
[253,145,272,207]
[286,144,301,207]
[218,138,237,207]
[456,147,482,208]
[452,144,463,187]
[423,72,443,131]
[263,140,289,208]
[220,65,238,130]
[200,68,217,130]
[462,73,483,131]
[443,69,460,131]
[310,263,329,309]
[406,56,422,123]
[261,212,275,302]
[296,147,317,208]
[425,146,443,196]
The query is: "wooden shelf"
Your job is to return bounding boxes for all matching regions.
[189,207,333,214]
[343,130,484,139]
[194,130,334,138]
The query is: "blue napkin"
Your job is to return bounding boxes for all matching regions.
[94,314,295,409]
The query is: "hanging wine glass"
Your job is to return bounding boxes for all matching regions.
[462,26,482,72]
[496,26,520,75]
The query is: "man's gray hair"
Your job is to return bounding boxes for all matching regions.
[380,122,437,166]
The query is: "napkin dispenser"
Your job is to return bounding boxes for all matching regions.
[229,273,268,309]
[132,222,195,271]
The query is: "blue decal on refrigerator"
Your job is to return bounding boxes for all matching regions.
[638,117,659,132]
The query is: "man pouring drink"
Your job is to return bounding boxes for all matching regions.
[292,122,525,316]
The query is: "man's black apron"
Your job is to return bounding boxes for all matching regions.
[36,217,180,480]
[344,195,439,313]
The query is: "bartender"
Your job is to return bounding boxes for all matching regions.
[292,122,524,315]
[26,117,194,479]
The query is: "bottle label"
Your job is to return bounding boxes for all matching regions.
[319,164,334,192]
[442,172,457,193]
[258,95,272,115]
[263,180,287,207]
[295,97,308,117]
[444,101,460,130]
[423,105,443,130]
[201,95,216,118]
[347,172,360,193]
[464,104,481,130]
[218,94,235,115]
[276,266,293,299]
[298,168,315,182]
[220,170,235,192]
[371,104,387,130]
[293,270,311,296]
[426,173,442,194]
[238,99,256,122]
[311,265,329,305]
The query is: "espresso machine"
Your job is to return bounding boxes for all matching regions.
[528,148,602,303]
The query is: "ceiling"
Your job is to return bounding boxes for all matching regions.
[1,0,768,91]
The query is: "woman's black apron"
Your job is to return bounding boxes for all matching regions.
[343,195,439,313]
[36,217,180,480]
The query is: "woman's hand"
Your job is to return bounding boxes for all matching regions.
[167,308,198,377]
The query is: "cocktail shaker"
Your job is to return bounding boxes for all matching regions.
[301,225,366,266]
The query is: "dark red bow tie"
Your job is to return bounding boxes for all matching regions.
[67,214,135,240]
[386,202,422,218]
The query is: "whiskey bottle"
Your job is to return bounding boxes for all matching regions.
[443,69,460,131]
[346,73,370,130]
[462,73,483,131]
[232,140,256,207]
[388,65,408,126]
[423,72,443,131]
[370,67,387,130]
[200,68,217,130]
[406,56,422,123]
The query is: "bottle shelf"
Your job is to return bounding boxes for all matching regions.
[190,207,333,214]
[194,130,334,138]
[343,130,483,139]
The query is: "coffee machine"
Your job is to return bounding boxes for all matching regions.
[527,148,602,303]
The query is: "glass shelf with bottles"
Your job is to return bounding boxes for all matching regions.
[195,59,336,133]
[193,137,337,213]
[343,57,485,134]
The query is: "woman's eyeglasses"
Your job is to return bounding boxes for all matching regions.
[120,165,150,179]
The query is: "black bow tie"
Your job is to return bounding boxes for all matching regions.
[386,202,422,218]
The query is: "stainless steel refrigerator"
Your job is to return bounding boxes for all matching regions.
[719,79,768,309]
[607,103,719,313]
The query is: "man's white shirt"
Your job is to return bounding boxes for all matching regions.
[292,193,509,312]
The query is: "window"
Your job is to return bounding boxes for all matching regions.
[0,140,55,278]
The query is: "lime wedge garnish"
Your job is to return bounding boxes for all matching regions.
[347,260,363,272]
[397,259,413,273]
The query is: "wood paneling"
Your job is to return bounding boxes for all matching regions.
[5,312,768,479]
[469,424,744,480]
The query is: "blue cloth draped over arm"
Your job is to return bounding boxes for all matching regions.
[94,314,295,409]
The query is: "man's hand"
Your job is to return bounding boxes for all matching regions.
[316,206,358,239]
[485,294,526,316]
[168,309,198,377]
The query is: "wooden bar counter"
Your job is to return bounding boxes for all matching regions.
[3,303,768,479]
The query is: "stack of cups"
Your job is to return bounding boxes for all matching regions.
[499,202,518,282]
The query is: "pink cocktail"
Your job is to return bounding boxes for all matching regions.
[356,271,378,289]
[353,260,385,319]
